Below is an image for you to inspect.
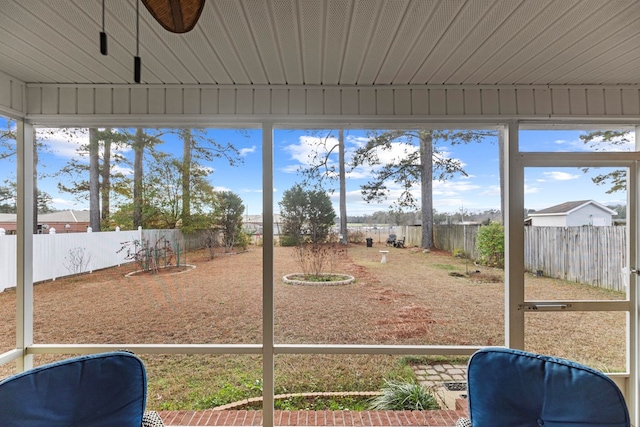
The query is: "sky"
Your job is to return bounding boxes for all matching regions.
[0,117,633,218]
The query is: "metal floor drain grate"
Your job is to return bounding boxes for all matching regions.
[443,382,467,391]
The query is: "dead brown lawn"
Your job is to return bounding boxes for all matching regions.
[0,243,627,409]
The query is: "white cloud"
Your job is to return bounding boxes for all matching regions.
[38,128,88,159]
[282,135,340,167]
[554,133,635,152]
[524,183,540,194]
[193,164,214,175]
[37,128,132,160]
[582,133,635,152]
[330,189,392,214]
[240,145,256,156]
[345,135,369,148]
[478,185,501,196]
[111,165,133,176]
[279,133,469,198]
[281,133,410,177]
[51,197,75,206]
[345,169,371,180]
[278,164,300,174]
[432,179,481,195]
[543,171,580,181]
[383,144,418,164]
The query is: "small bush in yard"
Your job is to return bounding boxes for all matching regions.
[279,235,298,247]
[293,243,340,279]
[476,221,504,268]
[236,231,250,251]
[348,229,365,244]
[368,380,439,411]
[452,248,465,258]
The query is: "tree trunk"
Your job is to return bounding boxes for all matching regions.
[101,128,111,227]
[89,128,101,231]
[133,128,144,228]
[420,130,434,248]
[181,129,192,228]
[339,129,347,244]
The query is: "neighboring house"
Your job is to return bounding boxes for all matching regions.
[0,213,15,233]
[0,210,90,234]
[526,200,616,227]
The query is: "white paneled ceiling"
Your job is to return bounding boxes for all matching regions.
[1,0,640,86]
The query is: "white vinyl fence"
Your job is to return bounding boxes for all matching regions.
[0,228,184,292]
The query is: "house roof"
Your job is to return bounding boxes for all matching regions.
[1,0,639,87]
[0,210,90,224]
[0,213,16,222]
[39,210,90,223]
[528,200,617,217]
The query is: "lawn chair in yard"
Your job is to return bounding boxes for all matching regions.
[385,233,397,246]
[0,351,165,427]
[456,347,630,427]
[393,236,405,248]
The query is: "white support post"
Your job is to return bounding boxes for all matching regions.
[262,122,274,427]
[16,119,34,371]
[504,122,525,349]
[628,126,640,426]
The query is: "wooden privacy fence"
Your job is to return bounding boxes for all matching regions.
[524,226,626,292]
[415,224,627,292]
[430,224,481,260]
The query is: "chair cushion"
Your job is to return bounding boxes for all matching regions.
[0,351,146,427]
[467,347,629,427]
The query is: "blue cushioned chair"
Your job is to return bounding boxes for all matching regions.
[460,347,630,427]
[0,351,148,427]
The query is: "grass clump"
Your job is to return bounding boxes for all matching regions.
[432,263,457,271]
[368,380,439,411]
[275,395,370,411]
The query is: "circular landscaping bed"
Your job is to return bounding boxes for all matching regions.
[125,264,196,277]
[283,273,355,286]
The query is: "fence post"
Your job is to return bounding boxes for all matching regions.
[86,226,93,273]
[115,226,121,266]
[49,228,57,280]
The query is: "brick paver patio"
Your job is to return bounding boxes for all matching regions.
[157,407,468,426]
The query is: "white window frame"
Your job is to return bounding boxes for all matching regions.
[2,118,638,427]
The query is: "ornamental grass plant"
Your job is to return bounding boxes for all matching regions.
[368,380,439,411]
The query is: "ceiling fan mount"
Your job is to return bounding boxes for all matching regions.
[141,0,206,34]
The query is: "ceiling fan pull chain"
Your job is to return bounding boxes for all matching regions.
[134,0,141,83]
[100,0,107,55]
